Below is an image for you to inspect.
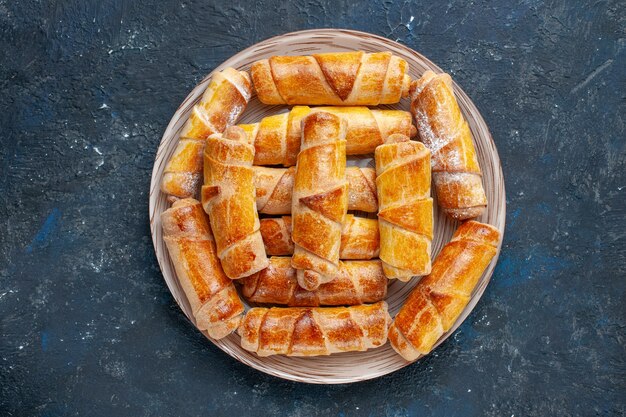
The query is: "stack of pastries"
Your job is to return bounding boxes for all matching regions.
[160,51,501,361]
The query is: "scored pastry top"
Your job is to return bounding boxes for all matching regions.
[251,51,411,105]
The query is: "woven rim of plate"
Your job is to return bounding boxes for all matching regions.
[149,29,506,384]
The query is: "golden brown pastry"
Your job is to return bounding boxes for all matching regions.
[339,214,380,259]
[291,112,348,291]
[240,257,387,306]
[344,167,379,214]
[160,137,205,200]
[161,68,252,199]
[254,166,377,214]
[161,198,244,339]
[200,126,268,279]
[258,215,295,256]
[410,70,487,220]
[238,106,415,166]
[251,52,410,106]
[238,301,391,356]
[375,134,433,280]
[389,221,501,361]
[259,215,379,259]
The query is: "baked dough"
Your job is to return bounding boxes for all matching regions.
[251,52,410,105]
[161,198,244,339]
[254,166,377,214]
[161,68,251,199]
[291,112,348,291]
[240,257,387,306]
[389,221,500,361]
[238,106,415,166]
[375,134,433,280]
[410,71,486,220]
[239,301,391,356]
[201,126,268,279]
[259,215,379,260]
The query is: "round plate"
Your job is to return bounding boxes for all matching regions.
[149,29,506,384]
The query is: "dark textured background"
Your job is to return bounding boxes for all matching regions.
[1,0,625,416]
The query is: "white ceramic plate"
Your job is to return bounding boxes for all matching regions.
[149,29,506,384]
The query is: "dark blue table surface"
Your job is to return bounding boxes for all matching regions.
[1,1,624,416]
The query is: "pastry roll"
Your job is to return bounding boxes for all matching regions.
[345,166,379,213]
[160,137,205,200]
[389,221,501,361]
[238,106,415,166]
[260,215,379,259]
[201,126,268,279]
[291,112,348,291]
[161,68,252,199]
[254,166,377,214]
[251,52,410,106]
[339,214,380,259]
[161,198,244,339]
[240,257,387,306]
[410,70,487,220]
[259,216,294,256]
[238,301,391,356]
[375,134,433,280]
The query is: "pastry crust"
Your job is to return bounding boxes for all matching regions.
[410,71,487,220]
[260,215,379,260]
[258,215,295,256]
[160,137,205,200]
[238,301,391,356]
[389,221,501,361]
[238,106,415,166]
[375,135,433,280]
[161,198,244,339]
[161,68,252,199]
[254,166,377,214]
[250,52,410,105]
[340,214,380,259]
[240,257,387,306]
[201,126,268,279]
[291,112,348,290]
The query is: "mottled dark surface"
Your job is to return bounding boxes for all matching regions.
[1,0,624,416]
